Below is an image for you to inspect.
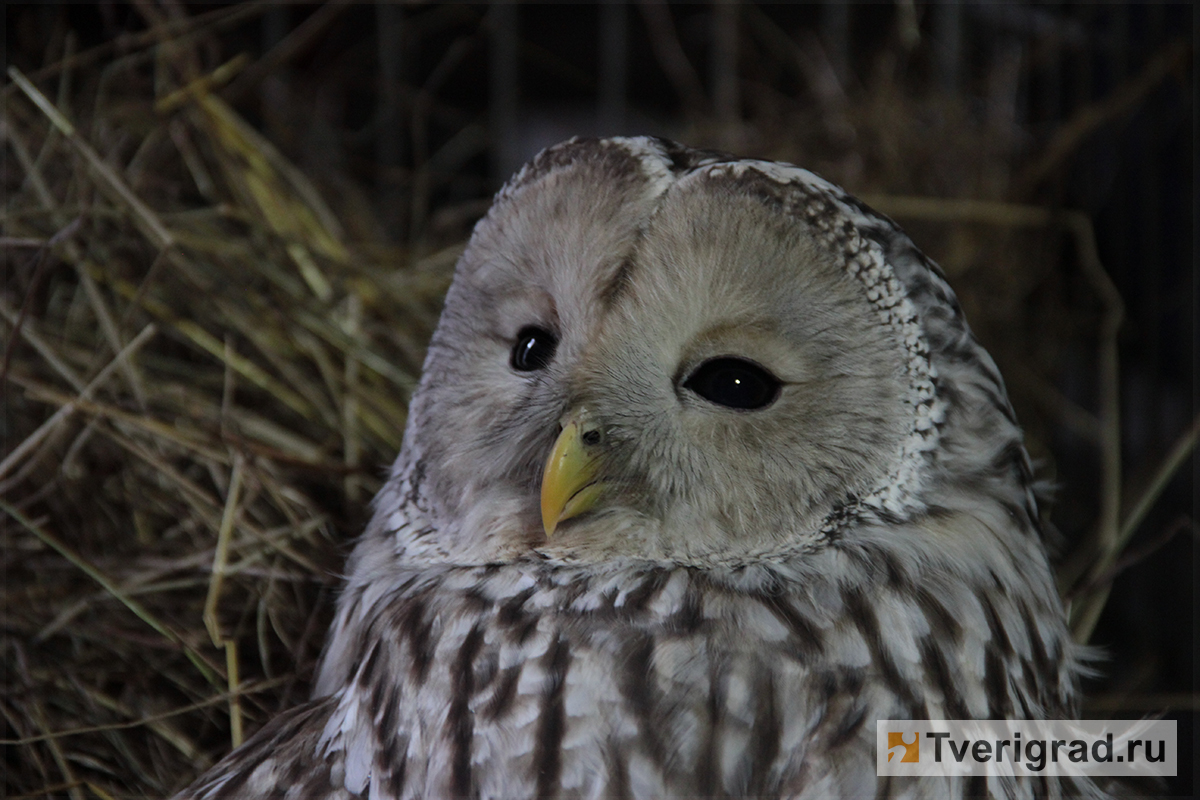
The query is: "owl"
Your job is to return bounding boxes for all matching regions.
[179,137,1100,799]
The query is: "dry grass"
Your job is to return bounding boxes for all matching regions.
[2,20,452,797]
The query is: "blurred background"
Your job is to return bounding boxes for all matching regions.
[3,2,1195,797]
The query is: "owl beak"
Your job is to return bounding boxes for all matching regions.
[541,416,605,537]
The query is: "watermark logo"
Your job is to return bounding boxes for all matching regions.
[887,732,919,763]
[876,720,1176,778]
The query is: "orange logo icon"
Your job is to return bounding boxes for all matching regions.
[887,732,919,763]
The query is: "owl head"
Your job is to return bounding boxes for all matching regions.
[377,137,1033,569]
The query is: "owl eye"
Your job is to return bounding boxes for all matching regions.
[684,357,781,410]
[511,326,558,371]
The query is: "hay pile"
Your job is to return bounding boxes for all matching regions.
[3,19,454,799]
[3,7,1187,798]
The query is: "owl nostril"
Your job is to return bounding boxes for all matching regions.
[581,429,602,446]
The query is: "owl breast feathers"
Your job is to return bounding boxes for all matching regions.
[181,138,1101,799]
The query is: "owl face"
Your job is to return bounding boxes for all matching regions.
[403,138,930,566]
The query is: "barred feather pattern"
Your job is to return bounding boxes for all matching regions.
[180,138,1103,799]
[189,545,1095,799]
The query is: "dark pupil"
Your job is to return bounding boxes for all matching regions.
[684,357,781,410]
[511,327,557,371]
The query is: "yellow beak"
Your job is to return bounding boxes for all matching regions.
[540,418,605,537]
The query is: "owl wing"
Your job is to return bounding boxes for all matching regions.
[177,696,354,800]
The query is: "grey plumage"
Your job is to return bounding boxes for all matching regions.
[180,137,1100,799]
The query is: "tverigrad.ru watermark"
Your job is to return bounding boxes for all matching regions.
[877,720,1177,778]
